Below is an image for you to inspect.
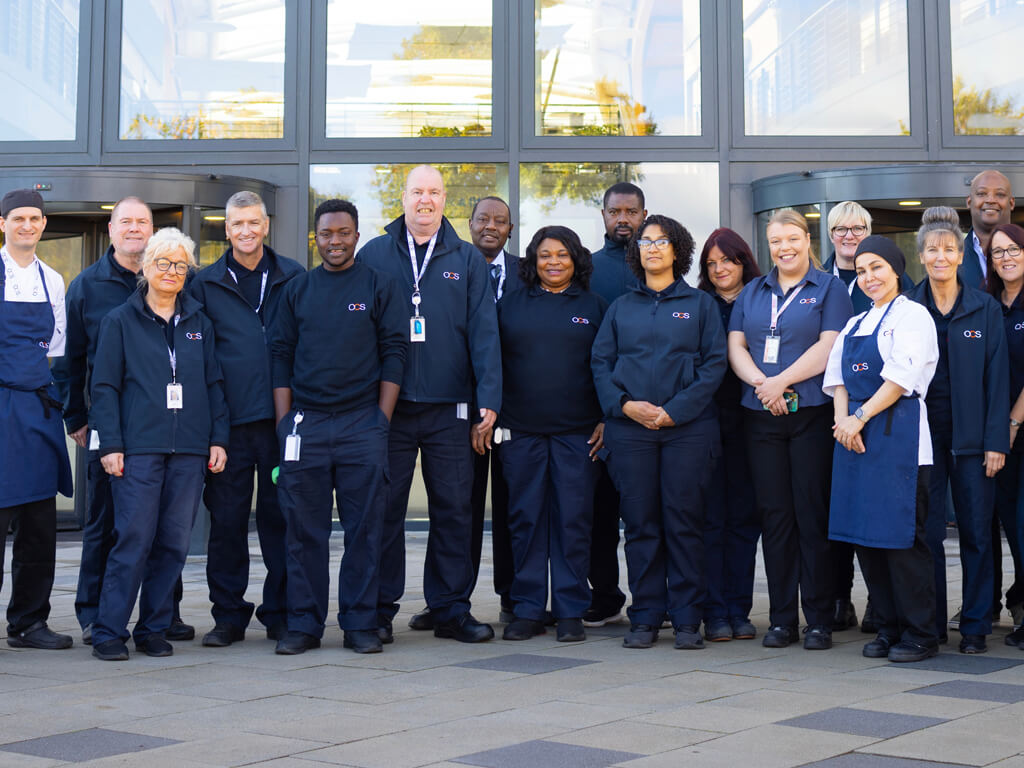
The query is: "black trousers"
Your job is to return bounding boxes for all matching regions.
[746,404,834,628]
[856,468,936,646]
[0,497,56,634]
[470,444,514,611]
[588,464,626,614]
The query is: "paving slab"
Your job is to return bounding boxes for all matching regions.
[451,739,641,768]
[0,728,179,763]
[777,706,946,738]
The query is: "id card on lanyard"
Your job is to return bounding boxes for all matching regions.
[407,230,438,343]
[166,316,182,409]
[764,286,803,365]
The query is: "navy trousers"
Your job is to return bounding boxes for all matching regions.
[926,430,996,636]
[499,431,598,621]
[379,401,475,623]
[703,404,760,623]
[74,452,114,630]
[276,405,388,636]
[0,497,57,633]
[588,464,626,615]
[203,419,287,631]
[605,415,717,628]
[93,454,205,646]
[471,444,514,611]
[993,452,1024,611]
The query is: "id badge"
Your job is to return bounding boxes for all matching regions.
[763,335,780,365]
[88,429,100,451]
[284,434,301,462]
[166,382,183,410]
[410,315,426,343]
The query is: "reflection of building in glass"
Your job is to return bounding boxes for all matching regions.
[0,0,79,141]
[743,0,910,135]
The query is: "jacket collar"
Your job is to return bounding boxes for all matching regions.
[96,246,140,285]
[384,215,460,256]
[629,276,695,299]
[527,280,584,298]
[206,244,294,288]
[597,234,628,257]
[128,285,203,321]
[909,277,985,319]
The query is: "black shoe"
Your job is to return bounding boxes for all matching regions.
[266,623,287,642]
[860,599,879,634]
[343,629,383,654]
[889,641,939,663]
[275,631,320,655]
[674,625,704,650]
[557,618,585,642]
[135,635,173,657]
[704,619,732,642]
[763,625,798,648]
[408,607,433,631]
[543,610,557,627]
[6,622,73,650]
[434,612,494,643]
[804,625,833,650]
[92,638,129,661]
[862,634,896,658]
[378,619,394,645]
[959,634,987,654]
[1005,627,1024,648]
[202,624,246,647]
[502,617,545,641]
[82,623,93,646]
[582,606,624,628]
[730,616,757,640]
[623,624,658,649]
[165,618,195,641]
[498,608,516,624]
[831,599,858,631]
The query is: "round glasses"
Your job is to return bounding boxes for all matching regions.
[154,258,190,276]
[831,225,868,237]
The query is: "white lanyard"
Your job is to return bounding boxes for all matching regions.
[770,285,804,335]
[406,230,438,317]
[833,263,856,296]
[227,267,269,313]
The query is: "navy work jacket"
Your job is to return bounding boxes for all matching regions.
[590,235,639,305]
[960,229,988,291]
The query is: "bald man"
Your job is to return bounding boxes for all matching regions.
[962,170,1015,289]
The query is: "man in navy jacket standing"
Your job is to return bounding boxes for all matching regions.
[962,170,1014,290]
[359,165,501,643]
[189,191,303,647]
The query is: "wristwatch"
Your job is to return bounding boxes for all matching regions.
[854,407,869,423]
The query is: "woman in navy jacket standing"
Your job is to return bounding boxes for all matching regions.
[907,207,1009,654]
[592,214,726,651]
[90,227,230,661]
[490,226,607,643]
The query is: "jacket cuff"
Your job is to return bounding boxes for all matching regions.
[99,445,124,458]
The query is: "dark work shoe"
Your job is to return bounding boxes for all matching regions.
[762,625,798,648]
[6,622,73,650]
[343,630,383,654]
[556,618,585,642]
[82,623,93,646]
[860,599,879,634]
[959,634,987,654]
[674,625,705,650]
[862,634,897,658]
[730,617,757,640]
[275,631,320,655]
[502,617,546,641]
[408,607,434,631]
[623,625,658,649]
[804,625,833,650]
[704,619,732,642]
[1005,627,1024,648]
[92,638,129,661]
[378,619,394,645]
[434,612,494,643]
[889,641,939,663]
[544,610,557,627]
[831,599,858,631]
[582,606,624,628]
[202,624,245,647]
[266,623,287,642]
[165,619,195,642]
[135,635,173,657]
[498,608,516,624]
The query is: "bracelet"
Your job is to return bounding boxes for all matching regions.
[1012,418,1022,428]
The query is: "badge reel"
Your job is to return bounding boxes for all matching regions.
[763,334,780,365]
[410,292,426,343]
[284,411,303,462]
[166,382,183,409]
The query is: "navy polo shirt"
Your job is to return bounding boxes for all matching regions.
[729,266,853,411]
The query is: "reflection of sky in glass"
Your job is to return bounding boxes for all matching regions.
[0,0,79,141]
[536,0,701,136]
[950,0,1024,135]
[120,0,286,140]
[743,0,910,135]
[325,3,492,138]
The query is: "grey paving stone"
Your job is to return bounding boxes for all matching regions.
[452,653,599,675]
[896,653,1024,675]
[803,755,978,768]
[778,707,946,738]
[909,680,1024,703]
[0,728,179,762]
[452,739,641,768]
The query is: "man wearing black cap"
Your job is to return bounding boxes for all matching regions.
[0,188,74,650]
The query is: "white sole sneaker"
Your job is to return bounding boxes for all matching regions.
[582,611,624,628]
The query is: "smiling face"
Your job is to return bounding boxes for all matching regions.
[705,244,743,296]
[145,246,191,297]
[108,200,153,266]
[0,206,46,256]
[767,222,811,277]
[992,230,1024,288]
[967,171,1015,233]
[919,231,963,285]
[225,205,269,261]
[830,218,869,264]
[402,166,446,238]
[316,211,360,271]
[855,253,900,305]
[470,198,512,258]
[536,237,575,292]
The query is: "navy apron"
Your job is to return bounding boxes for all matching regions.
[828,300,919,549]
[0,261,73,507]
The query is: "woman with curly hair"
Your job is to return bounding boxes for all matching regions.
[591,214,727,650]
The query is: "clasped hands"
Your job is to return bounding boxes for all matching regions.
[752,375,792,416]
[622,400,675,430]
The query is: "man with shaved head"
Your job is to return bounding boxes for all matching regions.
[962,170,1015,289]
[358,165,501,644]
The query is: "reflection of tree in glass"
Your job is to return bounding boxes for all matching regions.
[951,75,1023,135]
[520,163,645,214]
[396,26,491,61]
[122,88,283,139]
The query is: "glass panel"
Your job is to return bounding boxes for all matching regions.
[949,0,1024,135]
[199,209,228,267]
[325,3,493,138]
[0,0,80,141]
[754,204,823,273]
[519,162,718,283]
[535,0,701,137]
[743,0,910,135]
[119,0,286,140]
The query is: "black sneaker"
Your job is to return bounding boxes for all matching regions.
[803,625,833,650]
[674,625,704,650]
[556,618,585,642]
[408,607,433,631]
[703,619,732,642]
[582,606,624,628]
[92,638,129,661]
[959,634,987,654]
[831,599,858,631]
[502,617,545,641]
[1004,627,1024,648]
[202,624,245,647]
[6,622,73,650]
[378,619,394,645]
[889,641,939,663]
[762,625,798,648]
[730,616,757,640]
[165,619,195,641]
[433,612,494,643]
[135,634,173,657]
[622,625,658,649]
[343,629,383,654]
[275,631,320,655]
[862,634,896,658]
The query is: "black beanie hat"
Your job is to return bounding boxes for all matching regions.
[854,235,905,279]
[1,189,45,217]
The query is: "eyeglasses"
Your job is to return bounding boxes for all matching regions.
[992,245,1022,260]
[638,238,670,250]
[831,225,868,237]
[154,258,190,276]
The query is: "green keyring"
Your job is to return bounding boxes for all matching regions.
[272,466,280,485]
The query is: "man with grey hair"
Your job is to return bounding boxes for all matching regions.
[962,169,1015,289]
[189,190,303,647]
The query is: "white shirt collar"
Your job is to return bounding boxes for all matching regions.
[973,231,987,277]
[1,246,39,270]
[489,250,506,273]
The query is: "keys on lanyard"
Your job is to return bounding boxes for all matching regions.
[406,230,438,343]
[284,410,303,461]
[763,286,804,365]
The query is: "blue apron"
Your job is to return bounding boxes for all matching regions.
[828,300,919,549]
[0,261,73,507]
